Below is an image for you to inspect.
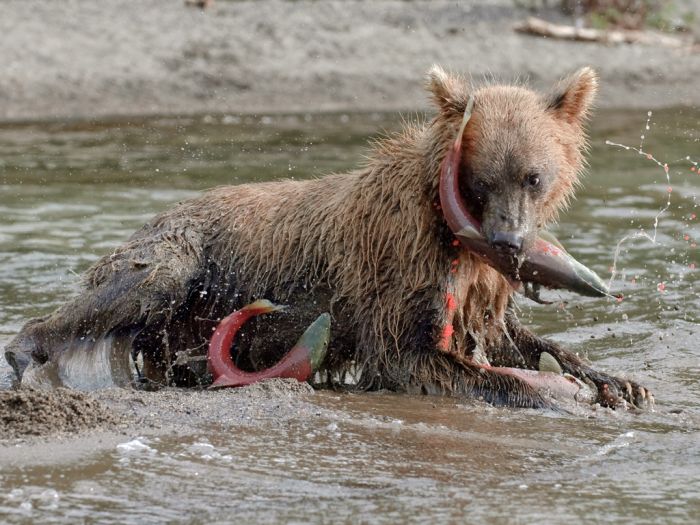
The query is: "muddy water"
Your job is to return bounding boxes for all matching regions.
[0,110,699,523]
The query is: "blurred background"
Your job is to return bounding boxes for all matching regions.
[1,0,698,122]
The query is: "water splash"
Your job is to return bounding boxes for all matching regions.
[604,111,698,293]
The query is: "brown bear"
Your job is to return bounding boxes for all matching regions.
[4,66,652,408]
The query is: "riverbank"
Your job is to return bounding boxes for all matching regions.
[0,380,317,459]
[1,0,698,123]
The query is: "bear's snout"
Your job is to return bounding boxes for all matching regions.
[489,230,524,255]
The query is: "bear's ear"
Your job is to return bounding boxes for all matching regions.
[427,65,469,115]
[546,67,598,124]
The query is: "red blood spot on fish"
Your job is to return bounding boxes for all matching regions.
[657,282,666,292]
[684,234,690,241]
[542,245,560,256]
[664,164,669,173]
[616,295,624,303]
[667,186,673,193]
[646,153,653,160]
[452,239,460,247]
[691,214,697,220]
[690,263,696,270]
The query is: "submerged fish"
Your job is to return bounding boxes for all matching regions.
[489,366,596,405]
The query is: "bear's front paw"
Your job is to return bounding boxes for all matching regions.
[592,375,654,410]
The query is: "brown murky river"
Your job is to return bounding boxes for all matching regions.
[0,110,698,523]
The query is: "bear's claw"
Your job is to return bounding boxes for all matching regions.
[596,377,654,410]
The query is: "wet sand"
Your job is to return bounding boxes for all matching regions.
[0,388,121,441]
[0,380,313,439]
[0,375,597,460]
[0,380,318,466]
[1,0,699,123]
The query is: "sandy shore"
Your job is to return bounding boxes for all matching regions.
[0,380,319,465]
[1,0,698,123]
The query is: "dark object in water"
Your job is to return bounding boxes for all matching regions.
[439,97,610,301]
[208,300,330,388]
[185,0,213,9]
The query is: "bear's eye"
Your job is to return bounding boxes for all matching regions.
[525,174,541,189]
[473,179,489,193]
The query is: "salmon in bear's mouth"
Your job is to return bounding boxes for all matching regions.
[439,96,611,303]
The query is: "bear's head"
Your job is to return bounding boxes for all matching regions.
[428,66,597,256]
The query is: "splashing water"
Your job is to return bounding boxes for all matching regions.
[605,111,698,296]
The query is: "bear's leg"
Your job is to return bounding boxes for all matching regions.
[494,313,653,409]
[4,248,205,383]
[4,269,150,381]
[405,351,551,408]
[4,316,49,382]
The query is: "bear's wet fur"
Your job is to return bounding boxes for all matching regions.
[4,66,651,408]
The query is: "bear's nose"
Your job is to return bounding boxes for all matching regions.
[490,231,524,255]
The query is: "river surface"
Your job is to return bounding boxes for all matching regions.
[0,109,698,523]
